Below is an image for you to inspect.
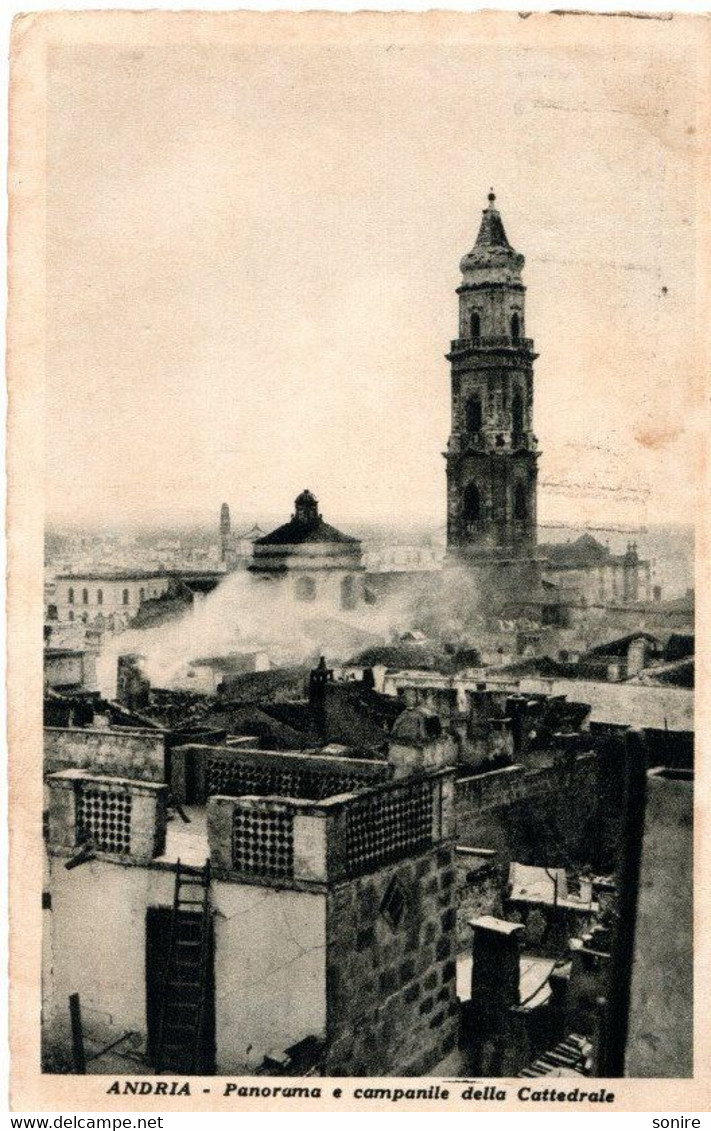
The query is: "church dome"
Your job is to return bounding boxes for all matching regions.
[254,491,361,548]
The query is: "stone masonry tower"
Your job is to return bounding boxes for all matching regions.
[444,192,539,586]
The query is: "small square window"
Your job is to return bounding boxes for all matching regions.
[380,876,407,930]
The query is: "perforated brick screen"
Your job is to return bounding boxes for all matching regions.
[77,785,132,854]
[207,752,377,802]
[345,780,434,877]
[231,807,294,879]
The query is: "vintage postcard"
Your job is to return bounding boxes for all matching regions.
[7,8,710,1113]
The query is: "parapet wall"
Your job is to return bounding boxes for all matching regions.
[207,770,455,890]
[46,769,168,863]
[456,764,527,811]
[518,677,693,732]
[454,750,620,874]
[171,743,392,805]
[44,726,166,783]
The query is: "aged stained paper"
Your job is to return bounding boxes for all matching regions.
[8,8,711,1112]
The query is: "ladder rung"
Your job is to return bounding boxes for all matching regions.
[154,859,210,1076]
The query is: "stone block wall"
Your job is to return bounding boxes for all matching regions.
[455,751,623,876]
[324,845,459,1076]
[44,726,166,783]
[454,849,504,947]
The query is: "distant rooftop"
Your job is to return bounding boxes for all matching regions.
[55,569,172,581]
[255,490,360,548]
[584,631,660,658]
[540,533,646,569]
[55,566,224,582]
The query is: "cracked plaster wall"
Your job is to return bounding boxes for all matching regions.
[212,880,326,1073]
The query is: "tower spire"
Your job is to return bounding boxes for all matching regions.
[474,189,511,249]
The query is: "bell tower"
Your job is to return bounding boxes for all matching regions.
[444,192,539,569]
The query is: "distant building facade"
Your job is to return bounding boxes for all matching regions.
[49,571,172,627]
[540,535,652,608]
[249,490,365,610]
[219,502,264,570]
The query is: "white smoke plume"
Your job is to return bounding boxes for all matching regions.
[95,569,423,699]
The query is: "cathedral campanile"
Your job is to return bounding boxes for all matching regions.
[445,192,539,577]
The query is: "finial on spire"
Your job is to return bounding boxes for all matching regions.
[488,189,496,205]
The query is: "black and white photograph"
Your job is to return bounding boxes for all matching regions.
[7,8,707,1112]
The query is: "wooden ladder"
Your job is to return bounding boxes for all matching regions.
[155,858,211,1075]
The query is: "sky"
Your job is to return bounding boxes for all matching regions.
[44,16,702,531]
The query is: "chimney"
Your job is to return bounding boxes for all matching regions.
[469,916,524,1014]
[116,654,150,712]
[387,708,456,778]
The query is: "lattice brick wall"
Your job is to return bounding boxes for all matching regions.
[231,807,294,879]
[345,781,434,877]
[207,753,377,802]
[77,785,132,854]
[209,756,292,799]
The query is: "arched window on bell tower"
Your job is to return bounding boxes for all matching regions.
[470,311,480,340]
[514,483,527,522]
[511,312,520,341]
[463,482,481,534]
[512,390,524,439]
[465,394,482,435]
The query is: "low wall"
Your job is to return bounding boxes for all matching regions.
[207,770,455,889]
[456,765,526,813]
[171,743,392,805]
[213,882,327,1074]
[43,858,174,1062]
[518,678,693,732]
[44,726,166,783]
[454,751,622,874]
